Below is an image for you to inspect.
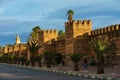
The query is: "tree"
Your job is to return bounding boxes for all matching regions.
[13,56,18,64]
[90,38,109,74]
[1,54,9,63]
[20,56,26,65]
[43,51,55,68]
[54,53,63,65]
[58,30,65,37]
[29,26,41,41]
[0,46,3,57]
[67,10,74,22]
[0,56,1,62]
[26,39,41,66]
[35,54,43,67]
[7,54,15,64]
[104,40,116,66]
[32,26,40,32]
[69,53,82,71]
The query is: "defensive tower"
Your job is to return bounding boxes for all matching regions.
[39,30,58,44]
[65,20,92,54]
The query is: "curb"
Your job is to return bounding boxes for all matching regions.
[10,64,118,80]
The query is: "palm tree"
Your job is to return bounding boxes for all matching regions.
[32,26,40,32]
[8,54,14,64]
[43,51,55,68]
[90,38,109,74]
[35,54,43,67]
[0,45,3,57]
[2,54,8,63]
[13,56,18,64]
[67,10,74,22]
[104,40,116,66]
[29,26,40,41]
[20,56,26,65]
[26,39,41,66]
[54,53,63,65]
[58,30,65,37]
[69,53,82,71]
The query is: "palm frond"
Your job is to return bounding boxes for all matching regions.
[69,53,82,63]
[26,39,41,55]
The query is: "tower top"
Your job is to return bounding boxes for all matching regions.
[16,34,21,44]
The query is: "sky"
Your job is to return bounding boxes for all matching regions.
[0,0,120,46]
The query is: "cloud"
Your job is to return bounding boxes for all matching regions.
[0,8,5,14]
[0,0,120,45]
[88,16,120,29]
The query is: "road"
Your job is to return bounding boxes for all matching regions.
[0,64,95,80]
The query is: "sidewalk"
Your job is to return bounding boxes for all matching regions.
[8,64,120,80]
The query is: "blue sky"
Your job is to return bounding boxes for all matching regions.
[0,0,120,46]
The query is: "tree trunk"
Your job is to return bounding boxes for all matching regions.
[68,15,73,22]
[21,62,24,65]
[31,56,35,66]
[74,63,79,71]
[46,63,51,68]
[18,61,20,65]
[62,59,65,66]
[31,61,35,66]
[25,61,29,66]
[97,61,104,74]
[38,61,42,67]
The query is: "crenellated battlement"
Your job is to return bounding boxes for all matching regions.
[91,24,120,35]
[65,20,92,27]
[65,19,92,38]
[39,29,58,44]
[39,29,58,34]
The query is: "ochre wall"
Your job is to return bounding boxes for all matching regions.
[90,24,120,54]
[3,20,120,60]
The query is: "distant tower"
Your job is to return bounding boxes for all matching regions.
[16,34,21,44]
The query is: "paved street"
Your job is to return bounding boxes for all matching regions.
[0,64,95,80]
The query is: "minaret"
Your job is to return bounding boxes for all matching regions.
[16,34,21,44]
